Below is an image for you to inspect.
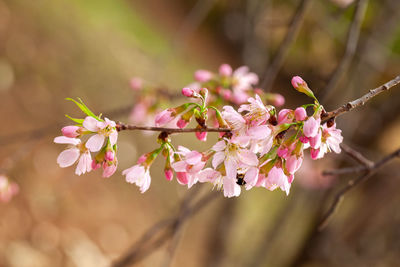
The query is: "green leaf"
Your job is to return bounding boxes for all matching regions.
[65,98,101,121]
[65,115,84,124]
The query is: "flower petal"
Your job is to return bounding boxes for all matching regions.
[86,134,105,152]
[83,116,100,132]
[54,136,81,145]
[57,148,80,167]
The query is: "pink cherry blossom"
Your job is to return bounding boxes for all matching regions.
[123,164,151,193]
[286,155,303,174]
[219,64,232,76]
[278,109,294,125]
[265,166,291,195]
[54,136,92,176]
[238,94,271,125]
[102,162,117,178]
[291,76,306,88]
[0,175,19,202]
[232,66,259,91]
[172,146,206,188]
[195,131,207,141]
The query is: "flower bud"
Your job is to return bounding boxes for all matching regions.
[137,154,147,164]
[278,109,293,124]
[219,64,232,76]
[195,130,207,142]
[102,162,117,178]
[91,160,101,170]
[194,70,213,82]
[291,76,315,99]
[105,151,114,161]
[221,89,232,101]
[303,117,320,138]
[176,172,188,185]
[62,126,80,138]
[182,87,194,97]
[294,107,307,121]
[177,119,189,129]
[164,169,173,181]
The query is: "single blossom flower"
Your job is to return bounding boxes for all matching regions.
[54,136,92,175]
[310,123,343,159]
[123,164,151,193]
[172,146,206,188]
[303,116,320,138]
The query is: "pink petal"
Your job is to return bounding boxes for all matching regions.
[212,141,226,152]
[109,131,118,146]
[57,148,80,167]
[244,167,259,190]
[86,134,105,152]
[238,150,258,166]
[83,116,100,132]
[223,177,241,198]
[224,158,238,180]
[212,152,225,169]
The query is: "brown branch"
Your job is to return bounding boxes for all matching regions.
[260,0,312,91]
[319,0,368,102]
[321,75,400,122]
[116,123,231,134]
[318,147,400,230]
[112,189,220,267]
[340,143,374,167]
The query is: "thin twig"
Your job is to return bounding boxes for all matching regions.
[321,75,400,122]
[318,147,400,230]
[116,123,231,134]
[260,0,312,91]
[319,0,368,102]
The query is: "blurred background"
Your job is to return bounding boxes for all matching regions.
[0,0,400,266]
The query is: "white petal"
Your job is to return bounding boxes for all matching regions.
[83,116,100,132]
[225,158,238,180]
[57,148,80,168]
[54,136,81,145]
[212,141,226,152]
[238,150,258,166]
[223,177,241,198]
[86,134,105,152]
[109,131,118,146]
[212,152,225,169]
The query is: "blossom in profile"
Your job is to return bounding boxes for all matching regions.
[54,136,92,175]
[0,175,19,202]
[123,164,151,193]
[172,146,206,188]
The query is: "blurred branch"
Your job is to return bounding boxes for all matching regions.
[319,0,368,102]
[112,189,219,267]
[340,143,374,167]
[318,147,400,230]
[321,75,400,122]
[260,0,312,91]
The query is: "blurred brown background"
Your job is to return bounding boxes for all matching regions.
[0,0,399,266]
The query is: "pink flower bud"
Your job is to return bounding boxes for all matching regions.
[294,107,307,121]
[291,76,306,88]
[164,169,173,181]
[90,160,100,170]
[194,70,213,82]
[130,77,143,91]
[299,136,309,143]
[278,109,293,124]
[62,126,80,138]
[105,151,114,161]
[155,109,174,126]
[182,87,194,97]
[177,118,189,129]
[219,64,232,76]
[137,154,147,164]
[195,131,207,142]
[286,155,303,174]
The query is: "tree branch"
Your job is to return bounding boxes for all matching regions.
[321,75,400,122]
[260,0,312,91]
[318,147,400,230]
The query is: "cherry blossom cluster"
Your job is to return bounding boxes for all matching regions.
[54,71,343,198]
[54,98,119,177]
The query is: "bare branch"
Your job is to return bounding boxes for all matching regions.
[340,143,374,167]
[319,0,368,102]
[260,0,312,91]
[318,147,400,230]
[321,75,400,122]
